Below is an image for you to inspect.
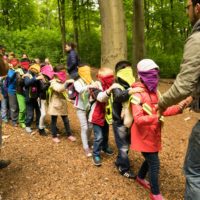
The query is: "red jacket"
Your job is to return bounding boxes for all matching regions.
[130,82,181,152]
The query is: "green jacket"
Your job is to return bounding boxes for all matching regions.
[158,19,200,110]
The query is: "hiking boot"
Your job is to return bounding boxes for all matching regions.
[136,176,151,190]
[85,148,92,157]
[102,147,114,156]
[39,129,47,136]
[20,123,26,128]
[0,160,11,169]
[150,193,164,200]
[67,135,76,142]
[25,127,32,133]
[93,156,102,166]
[52,137,60,143]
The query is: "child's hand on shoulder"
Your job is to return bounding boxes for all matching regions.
[128,87,144,95]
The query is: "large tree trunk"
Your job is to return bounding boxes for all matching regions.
[98,0,127,70]
[58,0,66,56]
[72,0,79,52]
[132,0,145,67]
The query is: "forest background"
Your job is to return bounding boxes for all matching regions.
[0,0,189,78]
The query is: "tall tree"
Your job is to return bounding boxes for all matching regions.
[98,0,127,69]
[72,0,79,51]
[132,0,145,66]
[58,0,66,56]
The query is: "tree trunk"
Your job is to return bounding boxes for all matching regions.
[132,0,145,66]
[58,0,66,57]
[98,0,127,70]
[72,0,79,52]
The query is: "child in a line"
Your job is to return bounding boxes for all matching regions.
[74,64,94,157]
[130,59,187,200]
[48,65,76,143]
[24,64,42,133]
[88,67,116,166]
[38,64,54,136]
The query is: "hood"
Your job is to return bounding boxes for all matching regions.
[131,82,147,90]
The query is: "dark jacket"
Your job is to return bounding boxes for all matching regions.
[66,49,79,75]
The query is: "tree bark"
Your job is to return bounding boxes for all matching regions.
[72,0,79,52]
[98,0,127,69]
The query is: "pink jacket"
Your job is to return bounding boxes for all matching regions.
[130,82,181,152]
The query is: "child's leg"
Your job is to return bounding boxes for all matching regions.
[102,122,113,155]
[8,93,18,124]
[143,152,160,195]
[61,115,72,136]
[38,99,46,130]
[93,124,103,157]
[33,99,41,128]
[113,123,130,173]
[1,96,8,121]
[16,93,26,126]
[26,100,34,127]
[51,115,58,138]
[76,109,90,149]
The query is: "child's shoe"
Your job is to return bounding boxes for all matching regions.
[150,193,164,200]
[25,127,32,133]
[136,176,151,190]
[20,123,26,128]
[67,135,76,142]
[12,122,18,127]
[84,148,92,157]
[93,155,102,166]
[39,129,48,136]
[102,147,114,155]
[52,137,60,143]
[119,167,136,179]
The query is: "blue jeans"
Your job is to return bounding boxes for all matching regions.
[113,122,130,172]
[93,122,109,156]
[1,96,9,121]
[138,152,160,195]
[184,120,200,200]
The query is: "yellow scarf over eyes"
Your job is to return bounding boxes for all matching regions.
[78,65,92,84]
[116,67,135,86]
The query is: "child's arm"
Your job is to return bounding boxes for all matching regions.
[74,79,88,94]
[50,80,66,93]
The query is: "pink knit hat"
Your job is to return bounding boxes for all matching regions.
[41,65,54,79]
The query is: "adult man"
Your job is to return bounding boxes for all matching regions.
[158,1,200,199]
[0,45,11,169]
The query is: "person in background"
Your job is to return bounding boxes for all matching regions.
[44,58,53,70]
[48,65,76,143]
[74,64,94,157]
[158,1,200,199]
[131,59,187,200]
[20,53,30,71]
[0,45,11,169]
[65,42,79,79]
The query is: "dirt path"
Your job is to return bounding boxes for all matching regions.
[0,81,197,200]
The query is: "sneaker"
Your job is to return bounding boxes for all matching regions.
[39,129,48,136]
[2,119,8,123]
[25,127,32,133]
[102,147,114,156]
[12,122,18,127]
[0,160,11,169]
[119,168,136,179]
[85,148,92,157]
[93,155,102,166]
[67,135,76,142]
[150,193,164,200]
[52,137,60,143]
[136,176,151,190]
[20,123,26,128]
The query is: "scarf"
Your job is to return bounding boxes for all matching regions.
[78,65,92,84]
[97,74,114,90]
[55,71,67,83]
[138,69,159,93]
[116,67,135,86]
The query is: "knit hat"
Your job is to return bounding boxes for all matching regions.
[137,59,159,72]
[29,64,41,74]
[41,65,54,79]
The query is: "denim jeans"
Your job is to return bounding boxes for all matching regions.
[26,98,40,127]
[8,93,18,123]
[93,122,109,156]
[138,152,160,195]
[113,122,130,172]
[1,96,9,121]
[51,115,72,138]
[184,120,200,200]
[76,109,92,149]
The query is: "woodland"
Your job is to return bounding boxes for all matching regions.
[0,0,189,77]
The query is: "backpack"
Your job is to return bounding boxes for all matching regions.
[66,82,78,101]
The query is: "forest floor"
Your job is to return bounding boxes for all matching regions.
[0,79,198,200]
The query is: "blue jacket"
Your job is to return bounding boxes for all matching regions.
[66,49,79,75]
[7,69,16,95]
